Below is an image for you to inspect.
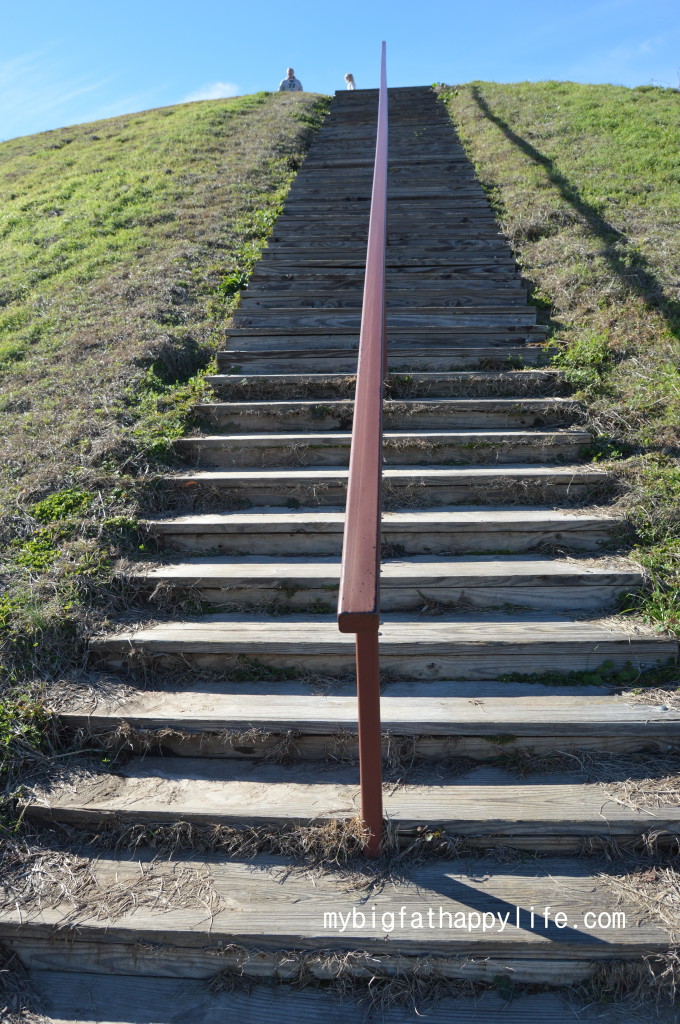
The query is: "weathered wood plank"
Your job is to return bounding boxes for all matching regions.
[220,347,553,372]
[205,369,566,399]
[196,397,576,430]
[6,943,600,985]
[90,610,674,678]
[30,972,667,1021]
[131,553,640,613]
[238,293,527,310]
[21,762,680,838]
[248,265,522,281]
[160,462,606,508]
[225,327,547,346]
[60,680,680,736]
[145,506,621,557]
[255,255,517,267]
[174,428,591,468]
[263,243,514,257]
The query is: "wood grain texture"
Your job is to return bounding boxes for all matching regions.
[196,397,575,432]
[220,348,553,372]
[90,611,675,680]
[205,369,564,396]
[2,852,677,957]
[31,972,669,1022]
[133,555,642,614]
[61,682,680,736]
[144,507,620,556]
[8,943,597,984]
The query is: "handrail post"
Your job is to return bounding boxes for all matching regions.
[356,630,383,857]
[337,42,388,858]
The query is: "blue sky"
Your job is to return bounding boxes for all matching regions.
[2,0,678,140]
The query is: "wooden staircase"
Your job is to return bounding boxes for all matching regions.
[9,86,680,1023]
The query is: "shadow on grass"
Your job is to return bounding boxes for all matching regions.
[470,85,680,342]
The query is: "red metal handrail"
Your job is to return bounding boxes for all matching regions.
[337,42,388,858]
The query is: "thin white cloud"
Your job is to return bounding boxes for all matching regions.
[0,48,114,138]
[182,81,240,102]
[607,36,666,61]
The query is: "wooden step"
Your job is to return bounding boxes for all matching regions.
[290,167,477,180]
[5,855,676,989]
[224,331,548,353]
[230,309,538,330]
[238,291,527,310]
[278,205,494,220]
[220,347,554,372]
[291,166,478,178]
[224,324,547,342]
[59,679,680,758]
[27,975,656,1024]
[175,429,591,469]
[132,554,640,613]
[144,507,622,556]
[268,226,505,242]
[265,237,510,250]
[91,612,675,678]
[283,198,492,212]
[285,187,491,201]
[245,265,522,281]
[271,209,499,223]
[255,253,517,267]
[275,205,493,215]
[22,758,680,845]
[301,157,472,169]
[204,370,567,400]
[244,275,525,294]
[196,398,577,431]
[162,463,608,506]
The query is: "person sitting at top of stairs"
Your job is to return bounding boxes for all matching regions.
[279,67,303,91]
[345,72,356,89]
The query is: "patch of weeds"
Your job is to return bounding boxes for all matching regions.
[117,365,216,471]
[585,434,632,462]
[553,331,612,393]
[500,660,679,689]
[576,950,680,1009]
[30,489,94,523]
[0,692,49,786]
[614,457,680,635]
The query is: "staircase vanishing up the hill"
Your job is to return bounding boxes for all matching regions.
[7,86,680,1023]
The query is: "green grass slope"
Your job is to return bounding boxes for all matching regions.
[0,92,328,792]
[443,81,680,637]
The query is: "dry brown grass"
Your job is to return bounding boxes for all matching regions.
[0,947,47,1024]
[0,837,220,924]
[626,688,680,713]
[602,867,680,935]
[501,747,680,815]
[208,944,497,1014]
[579,950,680,1010]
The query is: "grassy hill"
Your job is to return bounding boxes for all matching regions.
[0,91,328,792]
[0,80,678,817]
[443,81,680,636]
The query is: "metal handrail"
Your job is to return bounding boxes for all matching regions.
[337,42,388,858]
